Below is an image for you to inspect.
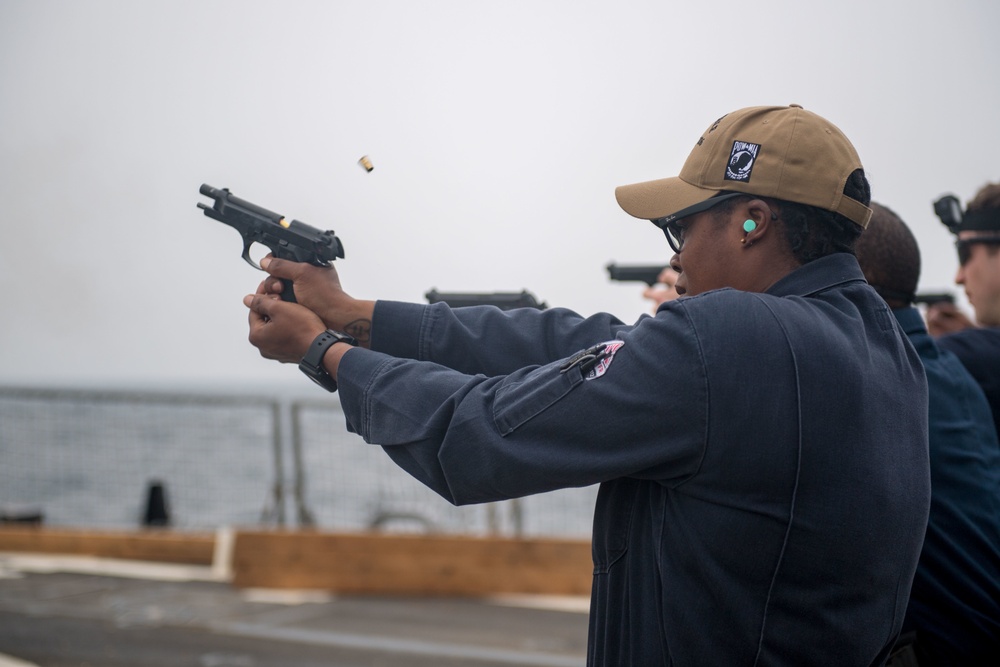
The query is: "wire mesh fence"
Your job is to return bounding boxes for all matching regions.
[0,387,282,530]
[0,386,597,538]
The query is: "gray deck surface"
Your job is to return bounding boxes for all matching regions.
[0,554,589,667]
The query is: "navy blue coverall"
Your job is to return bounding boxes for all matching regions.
[938,326,1000,437]
[336,253,931,666]
[895,307,1000,662]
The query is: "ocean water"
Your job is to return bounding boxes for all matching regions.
[0,386,597,538]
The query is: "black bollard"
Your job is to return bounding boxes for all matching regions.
[142,479,171,527]
[0,505,44,525]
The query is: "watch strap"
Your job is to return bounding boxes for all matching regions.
[299,329,358,392]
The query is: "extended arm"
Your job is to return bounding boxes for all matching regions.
[335,311,706,504]
[370,300,635,376]
[254,256,634,375]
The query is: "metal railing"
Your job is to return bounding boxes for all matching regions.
[0,386,596,537]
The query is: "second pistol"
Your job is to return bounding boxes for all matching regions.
[606,262,669,287]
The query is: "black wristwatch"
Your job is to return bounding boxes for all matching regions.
[299,329,358,392]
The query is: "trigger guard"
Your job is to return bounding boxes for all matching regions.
[242,241,264,271]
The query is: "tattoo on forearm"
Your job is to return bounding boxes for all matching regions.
[344,319,371,343]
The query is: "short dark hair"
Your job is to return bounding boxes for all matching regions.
[855,202,921,307]
[961,182,1000,260]
[710,168,871,264]
[776,169,870,264]
[969,181,1000,212]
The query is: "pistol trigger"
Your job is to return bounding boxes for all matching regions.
[241,240,262,270]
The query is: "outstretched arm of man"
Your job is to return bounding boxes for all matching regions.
[926,301,976,337]
[642,267,681,311]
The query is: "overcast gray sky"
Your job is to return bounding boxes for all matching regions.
[2,0,998,391]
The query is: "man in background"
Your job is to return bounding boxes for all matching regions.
[857,202,1000,665]
[641,266,681,310]
[927,182,1000,433]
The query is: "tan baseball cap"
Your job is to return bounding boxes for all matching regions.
[615,104,872,228]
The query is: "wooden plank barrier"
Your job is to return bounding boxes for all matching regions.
[232,530,594,597]
[0,527,594,597]
[0,526,215,564]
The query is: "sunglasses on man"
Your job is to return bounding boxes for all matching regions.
[956,237,1000,266]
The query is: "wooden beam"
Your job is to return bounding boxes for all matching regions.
[0,526,214,565]
[0,527,595,597]
[231,530,593,597]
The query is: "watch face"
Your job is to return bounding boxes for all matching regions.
[331,331,359,347]
[302,362,338,392]
[320,376,339,392]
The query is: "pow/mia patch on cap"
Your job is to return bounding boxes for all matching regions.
[725,140,760,182]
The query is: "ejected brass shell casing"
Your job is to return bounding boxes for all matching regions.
[358,155,374,172]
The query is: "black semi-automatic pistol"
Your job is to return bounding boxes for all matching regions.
[606,262,669,286]
[912,292,956,307]
[425,289,548,310]
[198,184,345,302]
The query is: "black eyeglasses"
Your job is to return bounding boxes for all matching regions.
[651,192,747,254]
[659,219,686,254]
[956,238,1000,266]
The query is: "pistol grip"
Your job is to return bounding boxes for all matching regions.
[280,278,297,303]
